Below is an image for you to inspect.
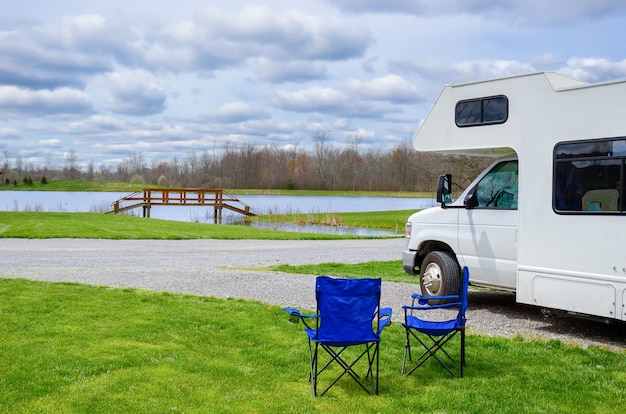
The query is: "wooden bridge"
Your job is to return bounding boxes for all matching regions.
[106,188,255,222]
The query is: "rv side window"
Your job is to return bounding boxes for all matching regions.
[473,160,518,209]
[456,95,508,127]
[554,138,625,213]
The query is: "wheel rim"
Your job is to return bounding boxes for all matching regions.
[422,262,442,295]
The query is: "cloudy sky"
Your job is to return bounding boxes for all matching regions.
[2,0,626,169]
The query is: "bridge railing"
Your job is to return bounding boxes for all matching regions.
[108,188,254,218]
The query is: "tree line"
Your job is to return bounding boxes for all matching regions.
[1,135,491,193]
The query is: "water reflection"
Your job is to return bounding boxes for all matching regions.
[235,219,402,236]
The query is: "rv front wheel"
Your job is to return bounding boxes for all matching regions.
[420,251,460,302]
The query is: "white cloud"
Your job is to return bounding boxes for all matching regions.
[192,6,372,60]
[390,59,537,85]
[0,127,20,139]
[332,0,626,25]
[272,87,347,112]
[254,58,329,83]
[139,5,372,73]
[0,86,92,116]
[559,58,626,82]
[210,102,271,123]
[38,139,62,147]
[104,70,167,115]
[346,75,422,102]
[334,118,351,129]
[63,115,124,134]
[342,127,375,140]
[1,1,626,165]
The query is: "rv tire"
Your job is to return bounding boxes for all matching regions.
[419,251,461,304]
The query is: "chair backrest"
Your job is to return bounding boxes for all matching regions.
[458,267,470,324]
[315,276,381,343]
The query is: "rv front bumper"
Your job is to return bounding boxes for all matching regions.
[402,249,418,276]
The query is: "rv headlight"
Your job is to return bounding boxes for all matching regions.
[405,222,412,238]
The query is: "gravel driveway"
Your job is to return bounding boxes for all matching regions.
[1,238,624,350]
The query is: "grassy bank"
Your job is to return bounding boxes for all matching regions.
[0,212,374,240]
[251,209,414,231]
[1,278,624,413]
[0,209,410,239]
[267,260,415,284]
[0,180,151,192]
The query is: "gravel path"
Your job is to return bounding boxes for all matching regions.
[1,238,624,350]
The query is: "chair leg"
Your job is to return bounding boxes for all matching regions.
[307,338,314,383]
[312,343,318,396]
[402,327,412,375]
[459,328,465,378]
[365,342,379,395]
[403,329,462,377]
[315,343,379,397]
[374,342,379,395]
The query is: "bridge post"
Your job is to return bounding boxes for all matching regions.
[214,204,223,223]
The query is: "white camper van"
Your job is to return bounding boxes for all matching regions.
[403,72,626,321]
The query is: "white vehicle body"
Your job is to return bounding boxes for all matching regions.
[403,72,626,321]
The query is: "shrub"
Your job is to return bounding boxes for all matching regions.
[131,174,145,184]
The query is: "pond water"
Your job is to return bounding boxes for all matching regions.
[0,191,435,235]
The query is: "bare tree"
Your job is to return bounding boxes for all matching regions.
[312,130,334,189]
[10,133,492,193]
[64,150,79,179]
[86,160,95,180]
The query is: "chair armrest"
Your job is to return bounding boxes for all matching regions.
[411,292,459,305]
[379,307,393,319]
[376,307,393,334]
[283,307,318,326]
[403,301,461,311]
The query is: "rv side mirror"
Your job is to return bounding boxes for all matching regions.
[464,187,478,209]
[436,174,452,207]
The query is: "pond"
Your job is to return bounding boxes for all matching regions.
[0,191,435,236]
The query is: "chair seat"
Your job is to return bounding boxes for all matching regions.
[404,315,459,336]
[306,328,380,347]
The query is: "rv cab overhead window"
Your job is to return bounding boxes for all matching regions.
[554,138,626,214]
[455,95,508,127]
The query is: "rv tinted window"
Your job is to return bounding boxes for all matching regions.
[473,160,518,209]
[554,138,626,213]
[456,95,508,127]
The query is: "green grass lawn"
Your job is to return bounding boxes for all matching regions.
[1,279,624,413]
[0,211,406,240]
[2,210,625,412]
[270,260,416,283]
[0,212,389,240]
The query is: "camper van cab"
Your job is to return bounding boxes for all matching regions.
[402,72,626,321]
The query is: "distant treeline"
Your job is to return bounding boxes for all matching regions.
[1,140,491,193]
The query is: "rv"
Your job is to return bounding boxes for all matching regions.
[403,72,626,321]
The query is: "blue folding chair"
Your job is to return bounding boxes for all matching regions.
[285,276,392,396]
[402,266,469,378]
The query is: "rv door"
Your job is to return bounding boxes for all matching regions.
[457,159,518,289]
